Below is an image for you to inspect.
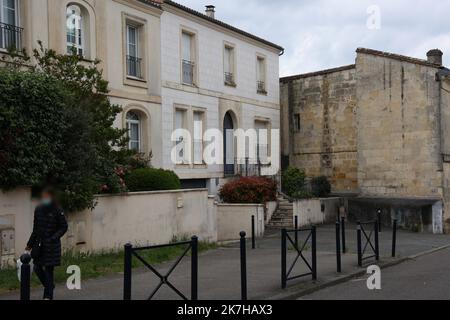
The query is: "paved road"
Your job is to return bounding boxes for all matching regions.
[2,225,449,300]
[302,247,450,300]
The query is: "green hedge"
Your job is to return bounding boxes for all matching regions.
[282,167,311,199]
[125,168,181,192]
[311,176,331,198]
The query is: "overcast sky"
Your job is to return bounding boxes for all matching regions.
[177,0,450,77]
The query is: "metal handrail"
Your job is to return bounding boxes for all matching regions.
[0,22,23,51]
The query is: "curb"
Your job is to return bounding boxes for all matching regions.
[260,243,450,300]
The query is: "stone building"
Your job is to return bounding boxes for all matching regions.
[0,0,283,194]
[281,48,450,233]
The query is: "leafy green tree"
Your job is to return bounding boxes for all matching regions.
[0,43,134,211]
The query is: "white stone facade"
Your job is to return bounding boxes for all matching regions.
[1,0,283,193]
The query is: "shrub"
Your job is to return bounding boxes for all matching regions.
[219,176,277,204]
[282,167,308,199]
[311,176,331,198]
[125,168,181,192]
[0,43,132,212]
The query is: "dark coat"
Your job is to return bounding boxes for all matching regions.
[27,203,68,267]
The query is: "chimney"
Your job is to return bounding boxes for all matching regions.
[427,49,443,65]
[205,5,215,19]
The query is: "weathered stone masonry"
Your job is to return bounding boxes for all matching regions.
[281,48,450,233]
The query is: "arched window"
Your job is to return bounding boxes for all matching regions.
[66,4,84,56]
[126,111,141,152]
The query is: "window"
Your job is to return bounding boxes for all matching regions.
[126,111,141,152]
[0,0,21,50]
[126,24,142,79]
[193,111,204,165]
[255,121,269,164]
[224,45,235,86]
[182,31,195,85]
[293,114,301,132]
[66,4,84,56]
[175,109,187,164]
[256,56,267,94]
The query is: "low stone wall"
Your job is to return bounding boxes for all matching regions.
[265,201,277,224]
[293,198,341,227]
[216,204,265,241]
[64,189,217,253]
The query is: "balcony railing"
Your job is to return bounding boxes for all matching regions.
[224,72,235,86]
[0,22,23,51]
[228,157,272,177]
[257,81,267,94]
[182,60,195,85]
[127,55,143,79]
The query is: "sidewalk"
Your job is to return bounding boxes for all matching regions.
[1,224,450,300]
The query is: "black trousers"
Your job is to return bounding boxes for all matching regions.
[34,264,55,300]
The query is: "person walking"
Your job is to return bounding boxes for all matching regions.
[26,187,68,300]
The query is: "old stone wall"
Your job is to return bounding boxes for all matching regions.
[280,66,358,193]
[356,52,442,198]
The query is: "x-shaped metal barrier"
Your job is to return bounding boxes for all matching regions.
[281,226,317,289]
[357,221,379,267]
[123,237,198,300]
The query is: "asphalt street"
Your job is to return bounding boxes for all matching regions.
[301,247,450,300]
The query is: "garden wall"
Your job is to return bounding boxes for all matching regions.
[64,189,217,252]
[293,198,341,227]
[216,204,265,241]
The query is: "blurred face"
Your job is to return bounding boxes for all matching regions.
[40,191,53,206]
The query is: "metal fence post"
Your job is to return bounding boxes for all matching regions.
[294,216,299,249]
[245,157,249,177]
[341,216,346,254]
[20,254,31,301]
[281,229,287,289]
[123,243,132,300]
[377,209,382,232]
[311,226,317,280]
[191,236,198,300]
[240,231,247,300]
[374,221,380,261]
[336,222,341,273]
[251,215,256,250]
[392,219,398,258]
[357,222,362,267]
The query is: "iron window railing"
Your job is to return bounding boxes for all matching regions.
[224,72,235,85]
[127,55,143,79]
[182,60,195,85]
[0,22,23,51]
[257,81,266,94]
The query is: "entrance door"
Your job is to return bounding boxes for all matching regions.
[223,112,235,175]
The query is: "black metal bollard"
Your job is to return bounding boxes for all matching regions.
[281,229,287,289]
[294,216,299,248]
[20,254,31,301]
[374,221,380,261]
[311,226,317,280]
[357,222,362,267]
[123,243,133,300]
[240,231,247,300]
[335,222,341,273]
[377,209,382,232]
[341,216,346,254]
[251,215,256,250]
[392,219,398,258]
[191,236,198,300]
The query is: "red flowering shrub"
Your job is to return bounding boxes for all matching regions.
[219,177,277,204]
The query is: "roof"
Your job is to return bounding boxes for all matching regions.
[162,0,284,53]
[280,64,356,83]
[137,0,163,9]
[356,48,442,68]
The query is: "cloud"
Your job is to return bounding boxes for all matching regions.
[177,0,450,76]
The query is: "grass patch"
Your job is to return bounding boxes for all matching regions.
[0,241,217,294]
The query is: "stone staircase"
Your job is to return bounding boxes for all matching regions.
[267,195,294,229]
